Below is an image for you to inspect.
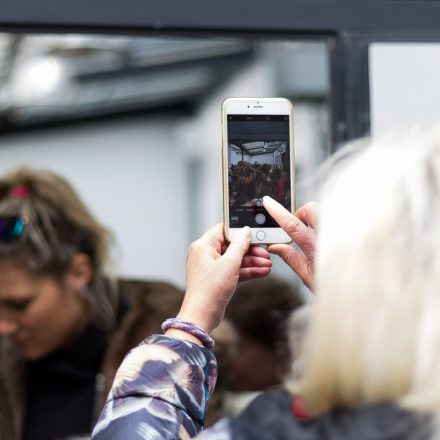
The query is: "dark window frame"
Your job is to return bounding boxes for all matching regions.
[2,0,440,148]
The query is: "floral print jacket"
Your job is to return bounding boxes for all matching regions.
[92,335,435,440]
[91,334,229,439]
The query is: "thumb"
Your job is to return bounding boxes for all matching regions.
[223,226,251,264]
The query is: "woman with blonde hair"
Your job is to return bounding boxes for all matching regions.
[93,128,439,439]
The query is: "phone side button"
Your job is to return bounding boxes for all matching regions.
[256,230,266,241]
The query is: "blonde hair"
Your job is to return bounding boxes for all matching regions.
[298,128,440,416]
[0,167,117,331]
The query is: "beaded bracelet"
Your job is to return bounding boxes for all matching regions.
[161,318,215,350]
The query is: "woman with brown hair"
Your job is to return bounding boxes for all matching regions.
[0,167,184,440]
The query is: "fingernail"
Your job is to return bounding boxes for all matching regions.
[263,196,273,203]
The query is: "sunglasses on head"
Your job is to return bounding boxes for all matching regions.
[0,216,27,242]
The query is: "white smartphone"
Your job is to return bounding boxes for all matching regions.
[222,97,295,244]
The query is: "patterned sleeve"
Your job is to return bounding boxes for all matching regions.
[92,334,218,439]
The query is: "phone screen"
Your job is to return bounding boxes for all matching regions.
[227,114,292,228]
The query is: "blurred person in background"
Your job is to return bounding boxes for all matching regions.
[93,128,440,439]
[224,276,304,392]
[286,304,312,382]
[0,167,183,440]
[101,279,184,402]
[205,277,304,425]
[0,377,14,439]
[213,301,314,426]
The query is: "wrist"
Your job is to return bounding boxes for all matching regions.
[164,328,204,347]
[176,310,215,334]
[178,298,221,334]
[161,317,215,349]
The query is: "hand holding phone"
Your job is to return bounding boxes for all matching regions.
[177,224,272,333]
[222,97,295,244]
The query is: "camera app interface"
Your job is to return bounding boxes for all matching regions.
[227,114,291,228]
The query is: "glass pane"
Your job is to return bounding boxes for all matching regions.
[370,42,440,137]
[0,33,330,286]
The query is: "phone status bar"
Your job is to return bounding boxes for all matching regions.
[228,115,289,122]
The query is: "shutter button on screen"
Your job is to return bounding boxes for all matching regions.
[255,213,266,225]
[256,230,266,241]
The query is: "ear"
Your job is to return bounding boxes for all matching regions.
[65,253,93,291]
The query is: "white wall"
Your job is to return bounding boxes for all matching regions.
[0,114,189,287]
[370,43,440,137]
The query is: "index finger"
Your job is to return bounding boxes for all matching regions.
[295,201,318,230]
[263,196,315,260]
